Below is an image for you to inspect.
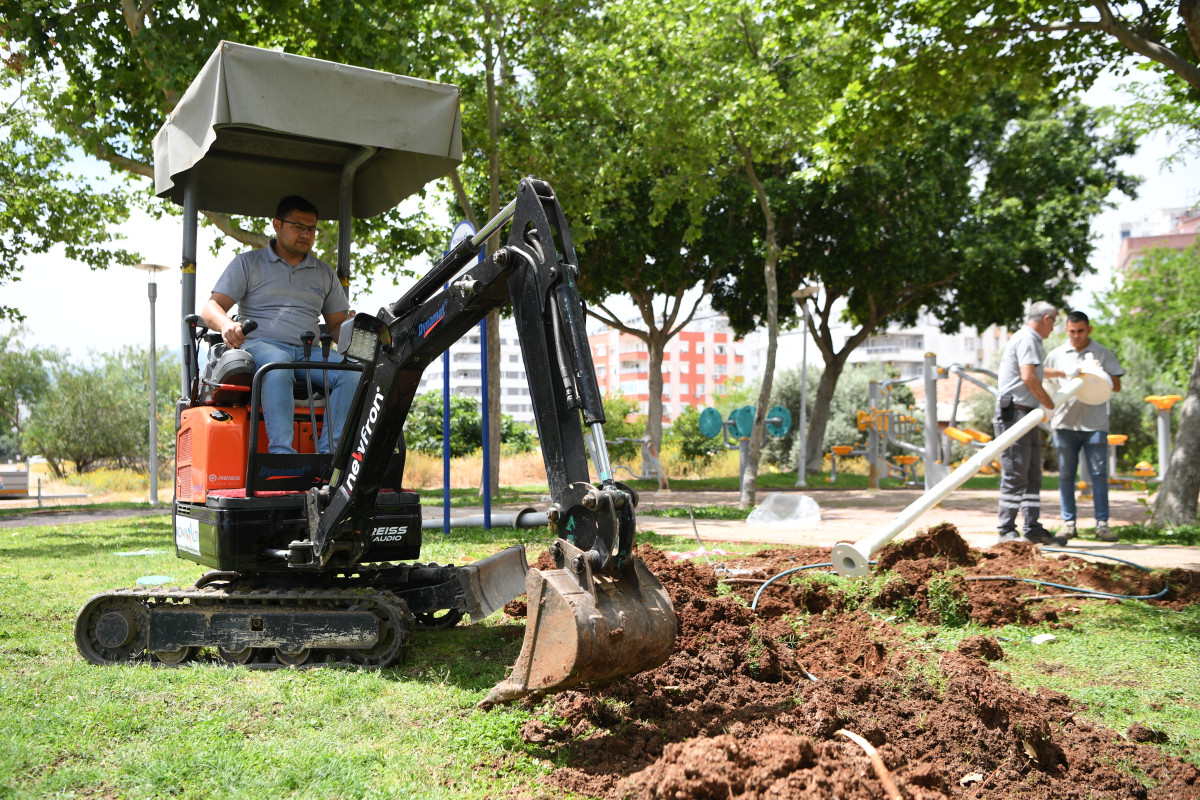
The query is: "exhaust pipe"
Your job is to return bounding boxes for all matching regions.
[832,360,1112,578]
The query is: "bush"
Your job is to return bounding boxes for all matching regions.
[405,390,533,458]
[596,393,645,463]
[663,405,720,470]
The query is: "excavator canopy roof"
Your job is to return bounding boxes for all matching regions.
[153,41,463,219]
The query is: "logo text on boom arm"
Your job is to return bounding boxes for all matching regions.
[345,388,385,493]
[419,302,448,338]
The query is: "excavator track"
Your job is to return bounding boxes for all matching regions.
[74,581,414,668]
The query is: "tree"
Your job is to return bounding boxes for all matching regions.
[1,3,469,300]
[570,180,757,466]
[663,406,721,472]
[714,99,1136,474]
[1098,241,1200,390]
[23,364,141,476]
[0,327,61,459]
[0,86,138,322]
[403,390,534,459]
[528,0,870,507]
[1097,241,1200,521]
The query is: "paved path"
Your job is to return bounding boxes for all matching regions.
[0,507,166,529]
[4,485,1195,571]
[449,485,1200,572]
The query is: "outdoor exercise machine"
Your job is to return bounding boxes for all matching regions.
[831,355,953,491]
[698,404,791,493]
[1063,393,1180,497]
[826,444,866,483]
[584,433,669,491]
[1146,394,1183,481]
[832,355,1114,578]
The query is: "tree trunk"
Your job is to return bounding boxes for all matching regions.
[644,336,666,474]
[804,357,846,471]
[1153,334,1200,525]
[734,137,779,509]
[481,12,504,499]
[803,308,872,473]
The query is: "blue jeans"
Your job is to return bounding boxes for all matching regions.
[244,338,356,454]
[1055,429,1110,523]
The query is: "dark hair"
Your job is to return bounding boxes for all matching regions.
[1066,310,1090,324]
[275,195,319,220]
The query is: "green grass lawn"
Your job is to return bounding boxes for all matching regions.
[1,514,1195,797]
[918,602,1200,767]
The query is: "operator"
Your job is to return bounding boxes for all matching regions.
[1045,310,1124,544]
[200,195,356,454]
[994,301,1066,545]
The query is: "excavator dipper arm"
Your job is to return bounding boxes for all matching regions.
[286,178,676,704]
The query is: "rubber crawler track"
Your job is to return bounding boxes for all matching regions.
[74,581,415,669]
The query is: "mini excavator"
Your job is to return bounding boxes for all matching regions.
[73,42,676,706]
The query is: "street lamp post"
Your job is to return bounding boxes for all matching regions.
[133,263,169,506]
[791,284,820,488]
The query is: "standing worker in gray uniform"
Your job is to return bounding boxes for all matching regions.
[995,301,1067,544]
[1045,310,1124,543]
[200,195,357,454]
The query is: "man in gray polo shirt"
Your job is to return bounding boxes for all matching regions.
[1045,310,1124,543]
[994,301,1066,544]
[200,195,356,454]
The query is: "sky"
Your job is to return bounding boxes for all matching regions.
[3,77,1197,366]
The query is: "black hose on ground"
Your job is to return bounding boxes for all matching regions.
[965,546,1169,601]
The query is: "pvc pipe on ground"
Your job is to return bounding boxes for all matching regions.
[832,363,1111,578]
[423,508,548,530]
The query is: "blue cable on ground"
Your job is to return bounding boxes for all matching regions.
[964,575,1169,601]
[751,562,833,611]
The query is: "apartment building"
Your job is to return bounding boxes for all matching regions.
[415,320,535,423]
[1116,204,1199,273]
[588,314,746,422]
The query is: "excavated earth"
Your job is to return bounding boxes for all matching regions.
[506,524,1200,799]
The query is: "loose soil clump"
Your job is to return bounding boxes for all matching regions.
[513,524,1199,799]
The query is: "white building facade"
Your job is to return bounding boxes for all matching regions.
[415,320,536,423]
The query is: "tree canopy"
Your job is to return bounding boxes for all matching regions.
[713,97,1136,469]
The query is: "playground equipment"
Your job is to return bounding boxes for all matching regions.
[1072,394,1181,494]
[698,404,792,492]
[826,444,866,483]
[832,356,1113,578]
[831,354,955,491]
[584,433,669,491]
[1146,395,1183,481]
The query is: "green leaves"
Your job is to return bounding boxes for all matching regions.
[404,390,534,458]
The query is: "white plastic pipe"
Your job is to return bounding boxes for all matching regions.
[832,361,1112,578]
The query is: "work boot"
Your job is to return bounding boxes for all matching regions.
[1096,521,1118,542]
[1022,526,1053,545]
[1052,520,1076,546]
[997,530,1021,543]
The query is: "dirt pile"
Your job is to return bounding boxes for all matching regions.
[515,525,1200,799]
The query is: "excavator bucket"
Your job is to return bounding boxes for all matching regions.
[481,553,676,708]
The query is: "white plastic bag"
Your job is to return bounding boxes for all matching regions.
[745,492,822,527]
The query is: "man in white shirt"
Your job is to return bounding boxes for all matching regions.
[1045,311,1124,543]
